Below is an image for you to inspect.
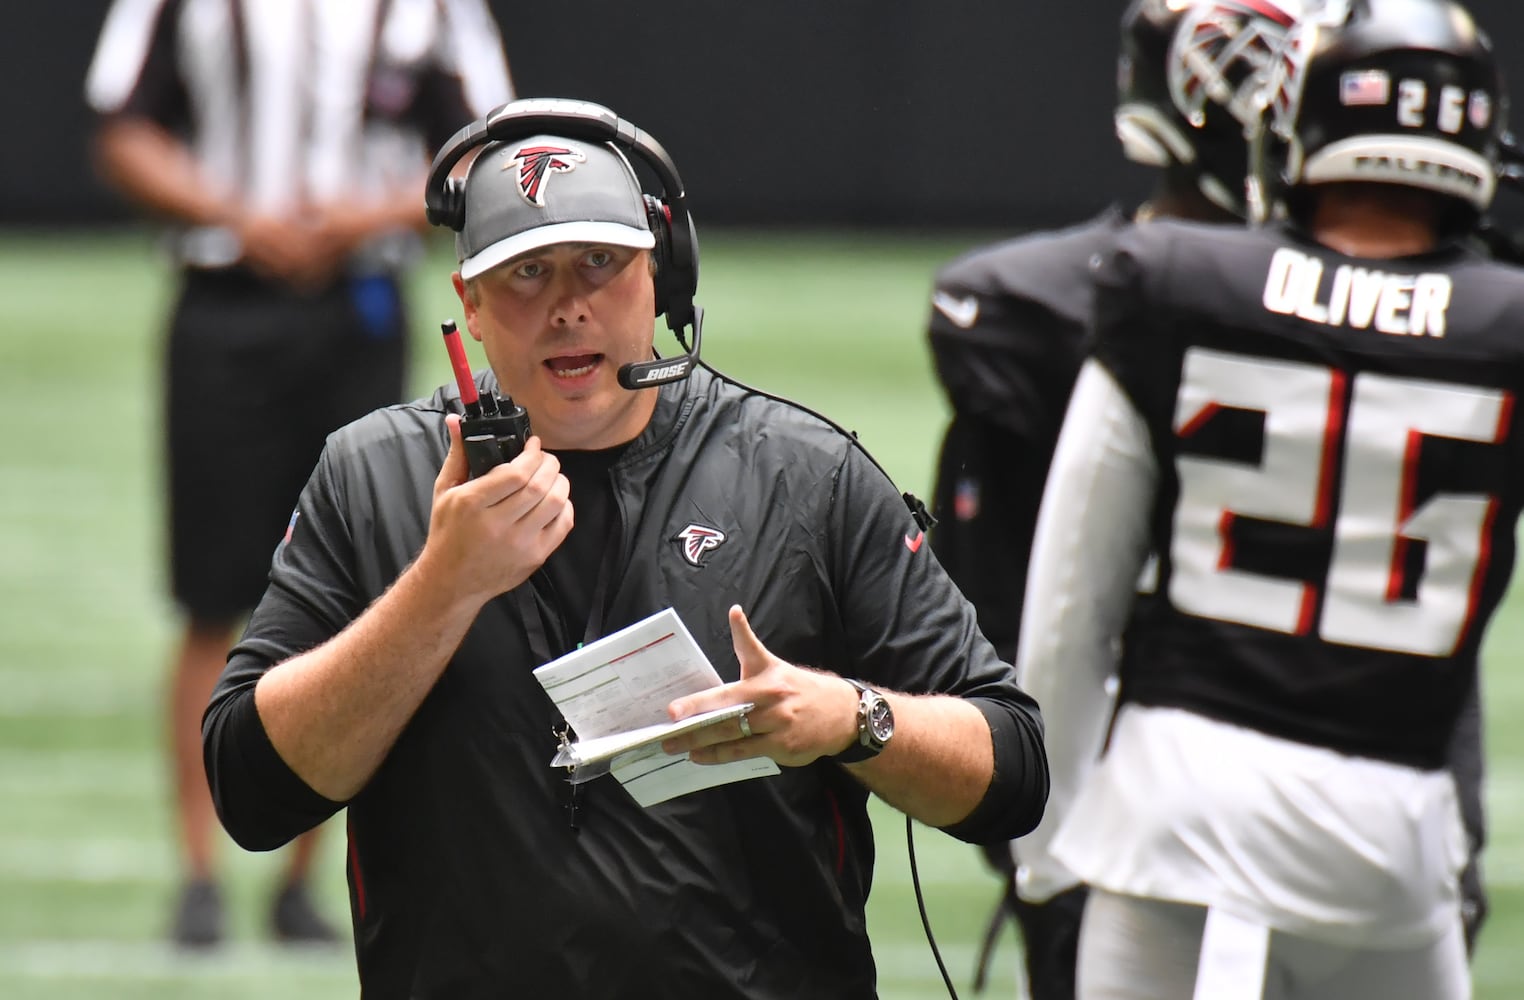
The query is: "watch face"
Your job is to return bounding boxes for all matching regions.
[867,697,894,743]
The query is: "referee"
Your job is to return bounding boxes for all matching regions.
[84,0,513,948]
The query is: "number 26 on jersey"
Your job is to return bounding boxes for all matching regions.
[1169,347,1512,658]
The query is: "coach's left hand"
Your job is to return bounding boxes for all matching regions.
[663,605,860,766]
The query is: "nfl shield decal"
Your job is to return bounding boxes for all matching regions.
[675,524,727,566]
[953,476,981,521]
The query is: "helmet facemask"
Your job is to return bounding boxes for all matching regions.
[1117,0,1305,216]
[1249,0,1506,231]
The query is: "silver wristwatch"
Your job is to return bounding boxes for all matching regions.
[834,679,894,764]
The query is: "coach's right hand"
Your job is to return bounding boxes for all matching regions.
[417,414,573,606]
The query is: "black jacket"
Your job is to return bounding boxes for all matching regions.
[204,366,1048,999]
[926,209,1127,662]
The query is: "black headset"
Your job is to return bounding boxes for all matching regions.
[425,98,701,389]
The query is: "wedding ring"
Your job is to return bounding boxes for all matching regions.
[738,713,753,739]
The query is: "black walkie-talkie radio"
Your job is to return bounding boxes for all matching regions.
[440,320,531,478]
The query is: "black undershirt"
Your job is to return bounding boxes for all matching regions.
[540,445,626,644]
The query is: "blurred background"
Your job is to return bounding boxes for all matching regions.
[5,2,1524,997]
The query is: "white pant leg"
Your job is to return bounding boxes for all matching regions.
[1078,888,1469,1000]
[1263,917,1470,1000]
[1077,890,1207,1000]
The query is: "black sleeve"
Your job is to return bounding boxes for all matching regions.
[412,68,479,153]
[827,446,1049,843]
[1088,227,1174,427]
[926,284,1087,440]
[924,255,1091,663]
[201,690,343,852]
[91,0,191,131]
[927,415,1037,663]
[411,0,513,150]
[202,451,364,851]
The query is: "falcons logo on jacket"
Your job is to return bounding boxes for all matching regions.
[506,144,586,207]
[675,524,727,567]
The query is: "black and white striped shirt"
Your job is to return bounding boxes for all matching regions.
[85,0,513,268]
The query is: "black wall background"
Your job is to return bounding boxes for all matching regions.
[9,1,1524,230]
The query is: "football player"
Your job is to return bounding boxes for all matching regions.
[924,2,1304,995]
[1015,0,1510,995]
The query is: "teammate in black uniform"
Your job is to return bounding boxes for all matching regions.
[201,99,1049,998]
[924,2,1302,994]
[1016,1,1510,995]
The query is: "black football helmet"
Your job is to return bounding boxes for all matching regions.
[1248,0,1507,229]
[1116,0,1304,216]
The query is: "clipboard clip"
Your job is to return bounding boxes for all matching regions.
[551,722,615,784]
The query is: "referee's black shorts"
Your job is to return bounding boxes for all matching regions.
[164,267,407,621]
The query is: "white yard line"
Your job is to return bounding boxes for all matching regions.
[0,939,353,980]
[0,670,154,716]
[0,749,158,795]
[0,837,172,881]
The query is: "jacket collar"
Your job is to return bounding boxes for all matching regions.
[616,365,707,467]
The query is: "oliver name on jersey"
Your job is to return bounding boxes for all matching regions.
[1264,246,1452,337]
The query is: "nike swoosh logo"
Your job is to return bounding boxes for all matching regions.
[932,291,979,329]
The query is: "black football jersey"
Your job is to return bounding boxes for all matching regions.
[927,209,1128,660]
[1095,219,1524,768]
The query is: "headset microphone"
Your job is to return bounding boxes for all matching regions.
[617,307,704,389]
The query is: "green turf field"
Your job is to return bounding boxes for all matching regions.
[1,228,1521,998]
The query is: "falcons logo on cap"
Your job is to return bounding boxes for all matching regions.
[505,144,586,207]
[675,524,727,567]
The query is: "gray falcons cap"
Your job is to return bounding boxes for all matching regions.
[456,135,656,280]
